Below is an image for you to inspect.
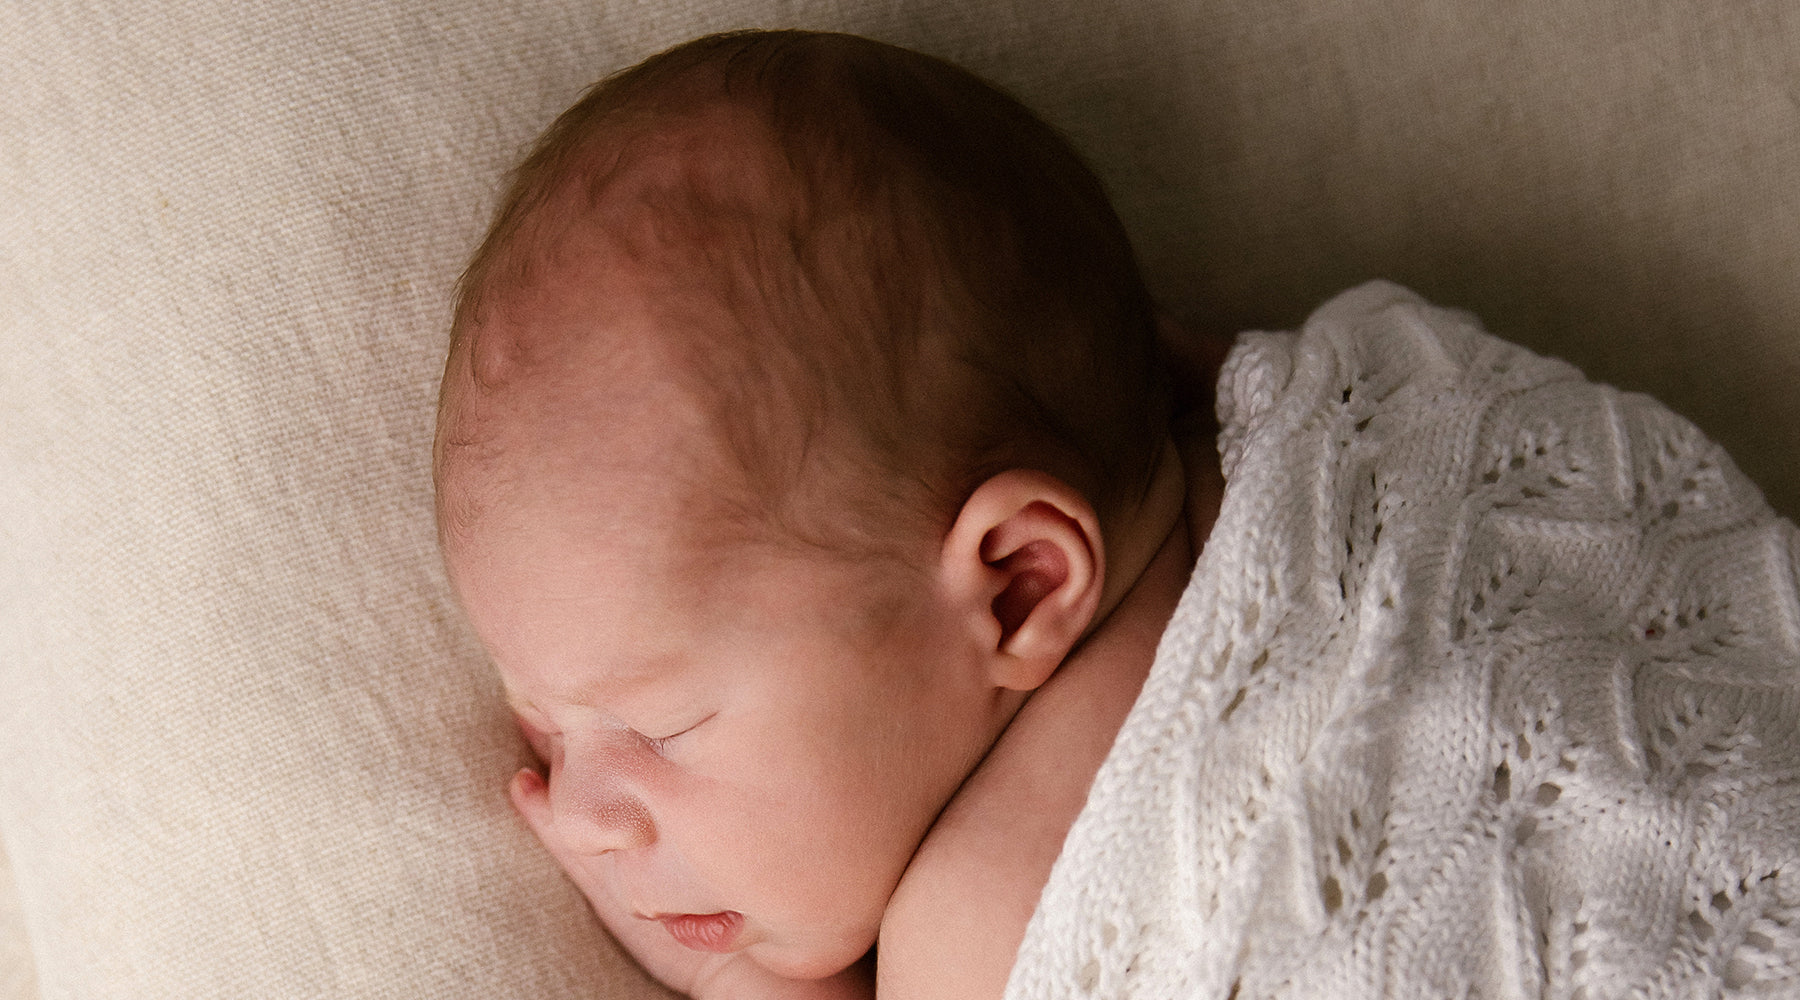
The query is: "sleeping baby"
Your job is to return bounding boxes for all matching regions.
[435,29,1800,1000]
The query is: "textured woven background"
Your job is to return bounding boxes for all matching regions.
[1,1,1795,997]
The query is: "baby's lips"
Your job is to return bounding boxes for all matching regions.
[655,910,745,953]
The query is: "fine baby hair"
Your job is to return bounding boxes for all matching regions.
[438,29,1173,559]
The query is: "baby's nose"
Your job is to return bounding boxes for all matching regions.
[549,743,656,855]
[553,788,656,855]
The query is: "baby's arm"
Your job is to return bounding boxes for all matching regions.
[510,769,874,1000]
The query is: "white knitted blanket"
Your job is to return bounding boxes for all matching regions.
[1005,282,1800,999]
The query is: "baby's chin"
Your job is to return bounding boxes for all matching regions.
[745,922,876,981]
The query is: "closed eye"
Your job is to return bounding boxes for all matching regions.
[644,712,716,752]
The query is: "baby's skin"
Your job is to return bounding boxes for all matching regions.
[437,285,1224,992]
[434,30,1231,996]
[437,287,1222,997]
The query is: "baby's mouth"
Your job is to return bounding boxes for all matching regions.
[654,910,744,953]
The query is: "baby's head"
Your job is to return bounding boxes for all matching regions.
[435,30,1173,979]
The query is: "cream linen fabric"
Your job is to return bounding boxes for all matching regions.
[0,848,32,1000]
[0,2,1796,999]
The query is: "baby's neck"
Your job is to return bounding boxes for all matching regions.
[874,431,1224,997]
[1086,433,1213,643]
[1050,423,1225,772]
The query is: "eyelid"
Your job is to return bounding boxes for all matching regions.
[645,712,716,750]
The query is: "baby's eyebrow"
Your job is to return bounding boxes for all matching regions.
[496,644,688,721]
[499,669,661,724]
[575,654,684,705]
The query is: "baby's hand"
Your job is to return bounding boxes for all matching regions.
[510,768,873,1000]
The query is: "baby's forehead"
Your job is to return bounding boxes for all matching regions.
[441,343,717,504]
[459,112,811,379]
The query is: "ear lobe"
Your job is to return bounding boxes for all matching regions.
[942,471,1103,691]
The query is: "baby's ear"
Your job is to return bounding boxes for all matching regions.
[939,470,1104,691]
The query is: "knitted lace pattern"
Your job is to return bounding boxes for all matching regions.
[1005,282,1800,1000]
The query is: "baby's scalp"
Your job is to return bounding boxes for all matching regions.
[436,29,1174,563]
